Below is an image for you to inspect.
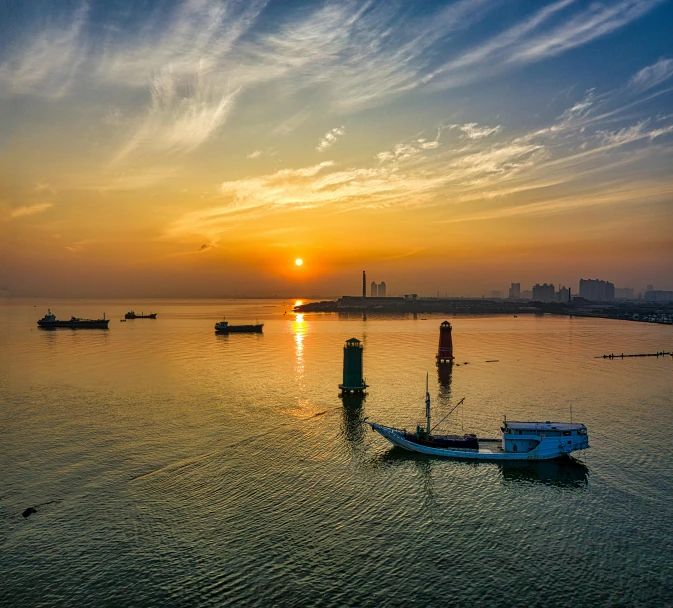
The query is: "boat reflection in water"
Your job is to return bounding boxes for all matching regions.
[371,447,588,488]
[498,458,589,488]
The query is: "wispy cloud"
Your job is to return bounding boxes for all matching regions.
[69,168,178,192]
[2,0,664,165]
[271,110,312,136]
[64,239,95,253]
[10,203,53,218]
[2,0,671,227]
[168,71,673,237]
[316,126,345,152]
[424,0,664,90]
[0,3,88,99]
[246,148,276,160]
[443,181,673,224]
[169,160,447,237]
[460,123,501,140]
[111,66,240,162]
[629,58,673,92]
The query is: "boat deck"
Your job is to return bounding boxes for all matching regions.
[404,436,506,454]
[476,438,505,454]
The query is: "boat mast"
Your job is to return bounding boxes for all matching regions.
[425,372,431,435]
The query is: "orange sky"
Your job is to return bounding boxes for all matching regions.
[1,1,672,297]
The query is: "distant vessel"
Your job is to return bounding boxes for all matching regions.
[37,309,109,329]
[125,311,157,319]
[363,375,589,461]
[215,319,263,333]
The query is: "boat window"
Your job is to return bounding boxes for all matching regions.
[562,431,571,436]
[578,429,587,435]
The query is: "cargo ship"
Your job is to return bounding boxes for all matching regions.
[37,309,110,329]
[125,311,157,319]
[215,319,263,333]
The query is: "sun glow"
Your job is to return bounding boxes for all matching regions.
[295,258,303,266]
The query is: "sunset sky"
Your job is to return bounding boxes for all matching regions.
[1,0,672,297]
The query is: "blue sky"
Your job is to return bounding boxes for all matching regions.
[1,0,672,296]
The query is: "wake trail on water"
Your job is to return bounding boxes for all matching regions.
[127,406,341,482]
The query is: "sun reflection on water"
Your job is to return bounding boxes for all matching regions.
[292,313,307,381]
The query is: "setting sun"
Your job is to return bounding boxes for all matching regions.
[295,258,303,266]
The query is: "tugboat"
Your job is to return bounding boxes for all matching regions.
[125,311,157,319]
[214,319,263,333]
[362,375,589,461]
[37,309,109,329]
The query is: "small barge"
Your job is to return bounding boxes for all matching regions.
[215,319,263,333]
[125,311,157,319]
[363,376,589,461]
[37,309,109,329]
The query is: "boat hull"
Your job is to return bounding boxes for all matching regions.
[215,324,263,333]
[367,422,587,461]
[38,320,109,329]
[125,313,157,319]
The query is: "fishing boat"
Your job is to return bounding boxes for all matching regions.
[37,309,109,329]
[214,319,263,333]
[362,375,589,461]
[125,311,157,319]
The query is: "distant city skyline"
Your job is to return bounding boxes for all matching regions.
[3,273,669,300]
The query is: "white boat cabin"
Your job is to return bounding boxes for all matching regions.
[501,421,588,454]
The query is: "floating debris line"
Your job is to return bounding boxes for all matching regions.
[596,351,671,359]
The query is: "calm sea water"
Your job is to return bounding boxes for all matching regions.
[1,298,672,607]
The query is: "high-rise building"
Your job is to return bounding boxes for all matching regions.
[378,281,387,297]
[520,290,532,300]
[508,283,521,299]
[645,290,673,302]
[370,281,378,297]
[362,271,366,299]
[579,279,615,302]
[557,285,570,303]
[532,283,555,302]
[615,287,635,300]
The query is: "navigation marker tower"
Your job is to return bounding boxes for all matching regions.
[339,338,368,395]
[437,321,455,364]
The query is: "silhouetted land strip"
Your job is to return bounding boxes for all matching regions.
[295,297,673,323]
[297,297,537,315]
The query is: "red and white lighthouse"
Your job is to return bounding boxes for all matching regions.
[436,321,454,364]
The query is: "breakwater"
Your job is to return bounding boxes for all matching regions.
[596,351,672,359]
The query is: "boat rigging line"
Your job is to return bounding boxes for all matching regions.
[430,397,466,434]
